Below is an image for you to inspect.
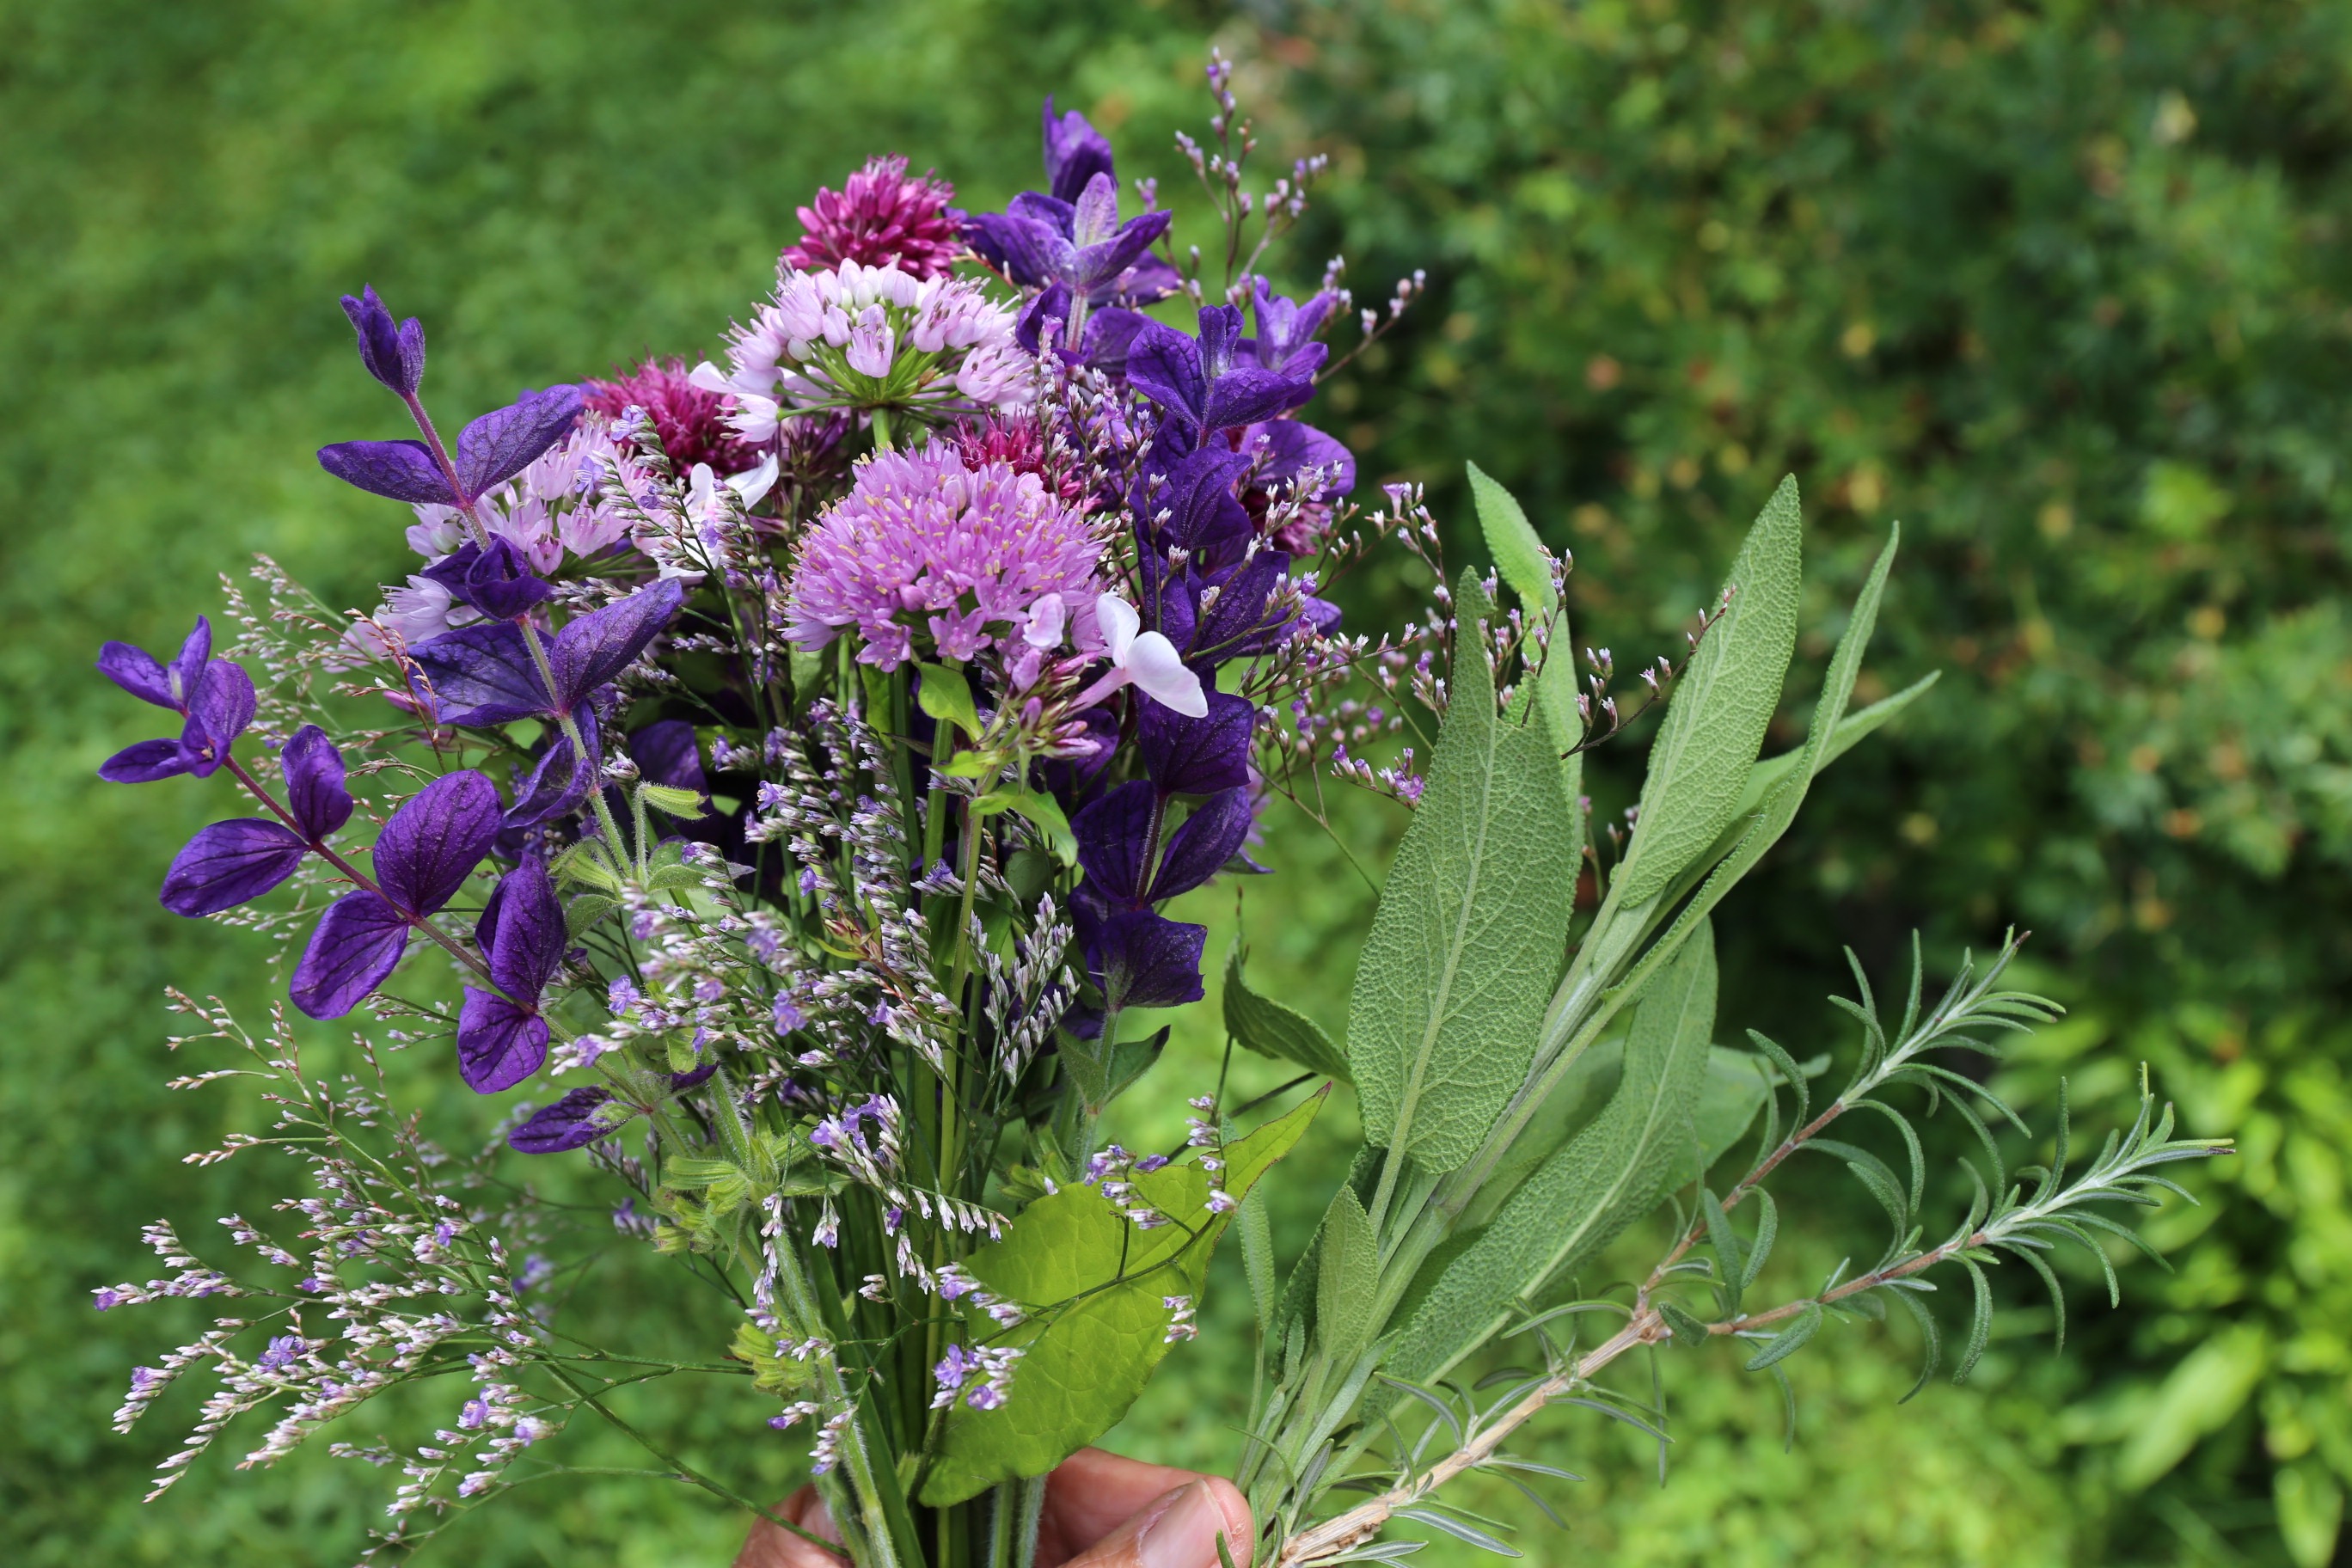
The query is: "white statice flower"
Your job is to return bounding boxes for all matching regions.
[692,258,1029,438]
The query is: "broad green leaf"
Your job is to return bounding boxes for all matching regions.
[916,662,981,738]
[921,1091,1325,1504]
[1349,573,1582,1171]
[1314,1185,1379,1373]
[1381,921,1718,1393]
[1461,1042,1767,1231]
[1469,461,1584,809]
[1467,460,1555,612]
[1537,523,1902,1106]
[1609,476,1804,907]
[1225,947,1351,1083]
[1004,788,1077,867]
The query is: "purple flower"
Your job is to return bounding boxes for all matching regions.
[257,1334,306,1372]
[584,357,759,475]
[97,618,260,786]
[1128,306,1314,448]
[786,155,965,280]
[318,380,585,508]
[785,448,1103,671]
[457,856,566,1092]
[162,725,354,937]
[340,285,426,398]
[404,578,684,726]
[969,101,1178,312]
[290,770,502,1020]
[1243,279,1339,379]
[422,539,554,621]
[503,705,602,832]
[1137,693,1255,795]
[1043,99,1115,203]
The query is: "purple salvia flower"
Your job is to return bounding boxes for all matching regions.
[340,285,426,398]
[158,721,357,917]
[508,1086,626,1155]
[457,856,566,1092]
[290,770,502,1020]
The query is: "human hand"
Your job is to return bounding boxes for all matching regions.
[735,1446,1254,1568]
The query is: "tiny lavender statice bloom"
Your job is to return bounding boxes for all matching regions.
[694,260,1029,438]
[785,155,965,280]
[783,446,1105,671]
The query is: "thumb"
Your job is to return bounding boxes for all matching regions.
[1064,1478,1253,1568]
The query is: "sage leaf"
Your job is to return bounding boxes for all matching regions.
[1225,946,1351,1083]
[1381,921,1719,1393]
[1609,477,1804,908]
[1469,461,1583,806]
[1314,1185,1380,1373]
[1349,573,1582,1171]
[920,1090,1325,1504]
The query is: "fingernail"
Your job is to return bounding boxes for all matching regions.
[1135,1480,1222,1568]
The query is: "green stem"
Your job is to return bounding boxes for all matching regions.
[543,1363,844,1559]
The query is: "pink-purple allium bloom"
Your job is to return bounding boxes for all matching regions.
[695,261,1029,438]
[785,446,1104,671]
[784,155,964,281]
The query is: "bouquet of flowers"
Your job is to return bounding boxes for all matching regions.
[93,55,2226,1568]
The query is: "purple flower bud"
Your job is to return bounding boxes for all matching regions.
[340,286,427,398]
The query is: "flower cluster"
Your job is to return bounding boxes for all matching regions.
[92,70,1437,1554]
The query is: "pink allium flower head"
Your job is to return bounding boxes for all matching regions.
[785,155,964,281]
[585,356,757,475]
[786,446,1106,671]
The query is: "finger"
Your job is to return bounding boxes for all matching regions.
[1044,1447,1228,1556]
[1059,1477,1255,1568]
[733,1486,848,1568]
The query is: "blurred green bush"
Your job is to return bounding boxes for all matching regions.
[3,0,2344,1563]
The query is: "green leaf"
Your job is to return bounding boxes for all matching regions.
[920,1091,1325,1504]
[549,840,622,895]
[1002,789,1077,867]
[564,893,618,937]
[938,750,995,780]
[1224,947,1351,1083]
[1349,572,1583,1171]
[1743,1301,1823,1371]
[1467,461,1555,613]
[1240,1185,1277,1343]
[1742,1190,1779,1292]
[1058,1026,1168,1115]
[1468,461,1584,810]
[1314,1185,1380,1374]
[2276,1457,2345,1568]
[1609,476,1804,908]
[637,782,707,818]
[1380,921,1718,1394]
[1552,522,1902,1101]
[2111,1322,2268,1490]
[1657,1300,1712,1348]
[916,662,982,738]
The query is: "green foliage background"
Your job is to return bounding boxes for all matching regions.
[2,0,2341,1563]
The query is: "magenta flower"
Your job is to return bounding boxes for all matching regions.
[585,357,758,475]
[784,447,1105,671]
[785,155,964,281]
